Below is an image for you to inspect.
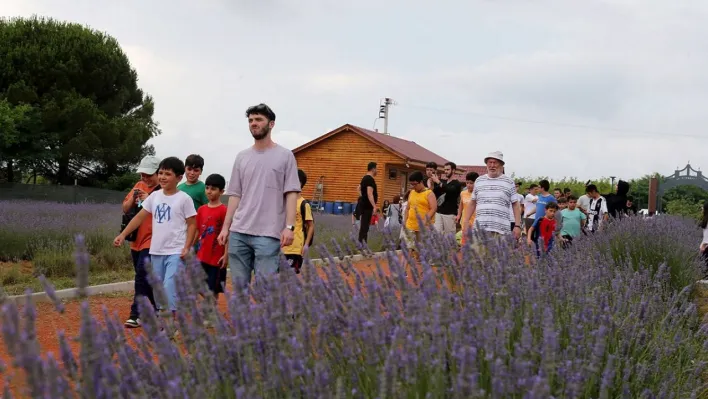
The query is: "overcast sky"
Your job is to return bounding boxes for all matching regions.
[4,0,708,182]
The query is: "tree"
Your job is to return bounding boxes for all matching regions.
[666,198,702,221]
[0,16,160,185]
[0,100,34,182]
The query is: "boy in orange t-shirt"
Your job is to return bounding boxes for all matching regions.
[122,156,161,329]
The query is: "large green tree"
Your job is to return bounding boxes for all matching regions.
[0,16,160,185]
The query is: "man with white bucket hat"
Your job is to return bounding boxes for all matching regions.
[461,151,522,240]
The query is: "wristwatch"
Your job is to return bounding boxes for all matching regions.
[286,225,295,231]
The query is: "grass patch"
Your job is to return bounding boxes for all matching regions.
[0,262,135,296]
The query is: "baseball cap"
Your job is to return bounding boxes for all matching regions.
[136,156,161,175]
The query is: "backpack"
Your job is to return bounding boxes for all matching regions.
[121,185,161,242]
[300,199,314,246]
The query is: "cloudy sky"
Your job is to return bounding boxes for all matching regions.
[4,0,708,181]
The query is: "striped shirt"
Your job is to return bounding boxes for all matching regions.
[472,174,518,234]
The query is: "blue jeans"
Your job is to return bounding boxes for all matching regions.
[228,232,281,289]
[150,254,184,311]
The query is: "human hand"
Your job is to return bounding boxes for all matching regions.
[280,228,294,247]
[113,235,125,247]
[218,255,227,269]
[217,230,228,246]
[180,246,189,259]
[302,245,309,256]
[513,226,521,240]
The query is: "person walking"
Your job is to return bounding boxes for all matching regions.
[357,162,379,243]
[430,162,463,237]
[461,151,522,241]
[217,103,301,289]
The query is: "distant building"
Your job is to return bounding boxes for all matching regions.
[293,124,481,207]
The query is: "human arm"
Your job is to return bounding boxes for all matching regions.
[526,225,535,245]
[512,201,522,239]
[114,209,149,246]
[218,196,240,245]
[461,199,476,232]
[181,216,197,258]
[303,203,314,254]
[426,191,438,222]
[366,186,377,210]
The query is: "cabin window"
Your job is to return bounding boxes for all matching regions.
[388,168,397,179]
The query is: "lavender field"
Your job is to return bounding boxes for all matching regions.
[3,215,708,397]
[0,200,391,294]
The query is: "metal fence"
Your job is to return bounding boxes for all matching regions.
[0,183,127,204]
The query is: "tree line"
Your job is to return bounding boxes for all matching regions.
[0,16,159,189]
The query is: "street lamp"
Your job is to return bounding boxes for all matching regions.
[610,176,616,189]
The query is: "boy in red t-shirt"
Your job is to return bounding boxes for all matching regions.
[526,202,559,258]
[194,174,228,298]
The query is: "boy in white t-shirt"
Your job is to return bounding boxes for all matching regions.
[115,157,198,317]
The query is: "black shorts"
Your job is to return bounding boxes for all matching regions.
[202,262,227,295]
[285,254,303,274]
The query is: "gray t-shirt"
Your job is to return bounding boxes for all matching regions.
[226,144,301,239]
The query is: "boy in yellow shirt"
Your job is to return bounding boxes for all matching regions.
[403,171,437,253]
[456,171,479,245]
[283,169,314,274]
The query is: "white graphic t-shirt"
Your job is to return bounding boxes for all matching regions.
[509,193,524,223]
[586,196,608,232]
[523,194,538,218]
[142,190,198,255]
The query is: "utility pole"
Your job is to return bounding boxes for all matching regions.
[378,97,395,135]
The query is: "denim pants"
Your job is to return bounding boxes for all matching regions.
[228,232,281,290]
[150,254,184,311]
[129,249,156,319]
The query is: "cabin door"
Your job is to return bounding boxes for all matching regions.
[400,171,408,195]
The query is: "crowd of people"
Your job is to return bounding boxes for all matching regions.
[354,150,638,259]
[114,101,640,332]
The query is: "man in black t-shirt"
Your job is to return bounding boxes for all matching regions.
[430,161,463,235]
[358,162,379,243]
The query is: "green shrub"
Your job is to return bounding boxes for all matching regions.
[32,248,78,279]
[0,231,32,261]
[94,246,132,270]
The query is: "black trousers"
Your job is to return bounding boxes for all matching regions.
[130,249,157,319]
[358,207,374,243]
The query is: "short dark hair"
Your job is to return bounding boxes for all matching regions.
[185,154,204,169]
[367,162,377,171]
[627,195,634,202]
[567,195,578,201]
[158,157,185,177]
[245,103,276,121]
[465,171,479,182]
[546,202,559,210]
[426,162,438,169]
[563,188,571,194]
[557,197,567,204]
[205,173,226,190]
[553,187,562,193]
[539,180,550,191]
[409,171,424,182]
[529,183,538,189]
[298,169,307,188]
[586,184,598,193]
[444,162,457,171]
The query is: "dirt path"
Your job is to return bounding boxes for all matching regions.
[0,255,409,397]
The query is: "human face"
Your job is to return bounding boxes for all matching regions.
[158,168,181,191]
[140,172,158,187]
[546,208,557,219]
[205,185,223,202]
[486,158,502,177]
[532,187,540,195]
[559,202,567,210]
[248,113,274,140]
[185,166,202,184]
[466,180,474,191]
[554,190,562,199]
[568,199,577,210]
[443,164,453,179]
[410,180,424,192]
[426,167,435,177]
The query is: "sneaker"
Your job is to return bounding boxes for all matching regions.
[124,318,140,328]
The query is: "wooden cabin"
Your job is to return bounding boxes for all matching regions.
[293,124,477,209]
[455,165,488,180]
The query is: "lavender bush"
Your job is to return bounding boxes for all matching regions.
[0,200,388,290]
[2,215,708,397]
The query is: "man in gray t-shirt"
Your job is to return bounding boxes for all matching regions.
[217,103,301,289]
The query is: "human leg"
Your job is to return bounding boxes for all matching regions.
[149,255,168,310]
[127,249,155,327]
[161,254,185,312]
[202,262,220,297]
[228,232,255,290]
[433,213,444,232]
[285,254,304,274]
[358,208,373,243]
[252,235,282,279]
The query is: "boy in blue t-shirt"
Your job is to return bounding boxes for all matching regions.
[534,179,557,222]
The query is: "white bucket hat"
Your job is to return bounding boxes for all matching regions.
[136,156,161,175]
[484,151,505,165]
